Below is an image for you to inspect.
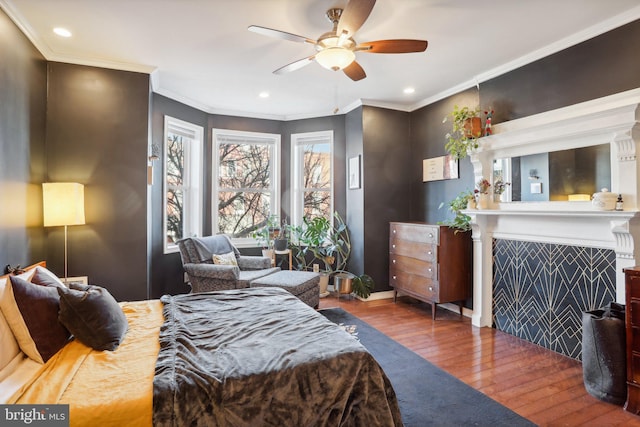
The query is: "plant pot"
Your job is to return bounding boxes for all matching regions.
[477,193,490,210]
[318,273,330,297]
[463,117,482,139]
[273,238,287,251]
[334,273,353,294]
[261,249,274,266]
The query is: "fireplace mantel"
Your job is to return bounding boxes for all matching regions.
[467,88,640,328]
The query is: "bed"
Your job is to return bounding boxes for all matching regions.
[0,262,402,426]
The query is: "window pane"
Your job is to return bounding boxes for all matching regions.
[303,191,331,220]
[166,188,183,245]
[166,134,184,186]
[218,143,271,189]
[303,143,330,189]
[217,191,271,238]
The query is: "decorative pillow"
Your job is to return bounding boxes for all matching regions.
[213,251,238,266]
[31,266,66,288]
[0,276,70,364]
[57,283,128,351]
[0,278,21,372]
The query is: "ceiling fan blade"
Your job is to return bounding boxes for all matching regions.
[248,25,316,45]
[357,39,428,53]
[343,61,366,81]
[273,55,316,75]
[337,0,376,37]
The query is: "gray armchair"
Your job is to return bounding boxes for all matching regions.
[177,235,280,293]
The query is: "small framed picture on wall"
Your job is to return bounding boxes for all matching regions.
[349,155,361,189]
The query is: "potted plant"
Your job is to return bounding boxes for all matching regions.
[438,190,473,233]
[273,219,289,251]
[475,178,491,209]
[289,212,355,297]
[251,214,280,259]
[443,105,482,160]
[335,272,375,299]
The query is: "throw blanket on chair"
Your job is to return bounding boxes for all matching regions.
[153,288,402,426]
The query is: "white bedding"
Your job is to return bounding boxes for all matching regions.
[0,353,41,403]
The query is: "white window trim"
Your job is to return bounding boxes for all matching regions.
[290,130,334,229]
[212,128,281,248]
[163,116,204,254]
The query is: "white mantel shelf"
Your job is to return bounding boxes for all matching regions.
[465,207,638,218]
[467,88,640,328]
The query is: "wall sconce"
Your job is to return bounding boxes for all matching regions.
[42,182,86,281]
[148,144,160,185]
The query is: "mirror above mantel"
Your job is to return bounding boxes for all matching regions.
[470,87,640,211]
[494,143,611,203]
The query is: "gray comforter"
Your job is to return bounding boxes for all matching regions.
[153,287,402,427]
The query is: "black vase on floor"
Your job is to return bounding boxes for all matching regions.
[581,301,626,405]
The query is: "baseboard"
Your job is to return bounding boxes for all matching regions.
[354,290,395,301]
[327,288,471,318]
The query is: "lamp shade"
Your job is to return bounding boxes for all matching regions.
[43,183,86,227]
[315,47,356,71]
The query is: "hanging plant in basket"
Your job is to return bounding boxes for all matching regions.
[443,105,482,160]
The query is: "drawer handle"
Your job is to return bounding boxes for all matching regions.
[393,229,396,234]
[428,286,433,291]
[427,251,432,255]
[392,244,396,248]
[428,233,434,238]
[392,275,396,280]
[392,259,396,264]
[428,268,432,272]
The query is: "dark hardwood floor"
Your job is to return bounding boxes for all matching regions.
[319,294,640,427]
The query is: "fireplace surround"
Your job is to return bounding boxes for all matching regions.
[465,88,640,357]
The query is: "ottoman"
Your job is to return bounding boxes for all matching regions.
[250,270,320,308]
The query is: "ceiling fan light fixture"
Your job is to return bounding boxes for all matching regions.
[316,47,355,71]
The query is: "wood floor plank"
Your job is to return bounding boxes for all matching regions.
[318,295,640,426]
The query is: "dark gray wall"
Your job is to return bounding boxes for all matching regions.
[361,106,411,291]
[410,89,479,224]
[345,107,364,279]
[45,62,150,301]
[413,19,640,224]
[150,94,208,297]
[0,9,47,269]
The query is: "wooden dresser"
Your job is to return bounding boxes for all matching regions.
[389,222,472,319]
[625,266,640,414]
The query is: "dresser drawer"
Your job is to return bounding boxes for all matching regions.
[630,276,640,298]
[390,254,437,280]
[390,237,437,262]
[631,300,640,326]
[390,268,438,300]
[390,223,439,245]
[632,352,640,384]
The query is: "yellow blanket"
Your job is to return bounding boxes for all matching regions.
[10,300,163,427]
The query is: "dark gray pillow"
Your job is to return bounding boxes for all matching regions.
[57,283,128,351]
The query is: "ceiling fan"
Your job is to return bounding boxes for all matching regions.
[248,0,428,81]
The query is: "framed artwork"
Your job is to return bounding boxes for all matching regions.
[349,155,361,189]
[422,155,459,182]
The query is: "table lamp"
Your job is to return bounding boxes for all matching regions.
[42,182,85,281]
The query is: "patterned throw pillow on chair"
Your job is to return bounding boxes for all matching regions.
[212,251,238,266]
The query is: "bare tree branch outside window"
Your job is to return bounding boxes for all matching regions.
[166,134,184,245]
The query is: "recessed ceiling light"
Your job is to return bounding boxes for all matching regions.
[259,92,269,98]
[53,27,72,38]
[403,87,415,94]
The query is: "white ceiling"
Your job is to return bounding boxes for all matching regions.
[3,0,640,120]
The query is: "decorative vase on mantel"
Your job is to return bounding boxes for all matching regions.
[477,193,490,210]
